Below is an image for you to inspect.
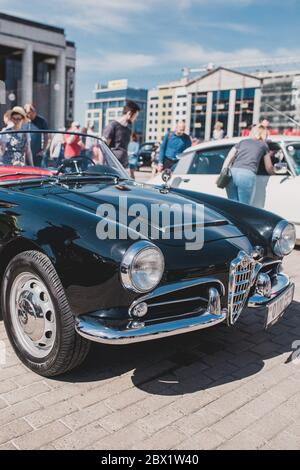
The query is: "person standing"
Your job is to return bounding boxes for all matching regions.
[1,107,33,166]
[102,100,140,168]
[212,121,224,140]
[158,121,191,171]
[86,123,98,160]
[23,104,49,167]
[221,125,274,205]
[64,121,84,159]
[128,133,140,179]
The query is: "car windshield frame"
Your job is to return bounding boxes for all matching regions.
[0,129,129,183]
[284,141,300,176]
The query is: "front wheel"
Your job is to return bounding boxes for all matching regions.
[2,251,90,377]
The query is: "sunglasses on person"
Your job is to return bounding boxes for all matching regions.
[11,115,24,122]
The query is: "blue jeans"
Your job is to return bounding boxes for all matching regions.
[226,168,256,205]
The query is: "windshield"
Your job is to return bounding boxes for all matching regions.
[285,142,300,176]
[0,130,129,182]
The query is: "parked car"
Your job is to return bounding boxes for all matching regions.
[149,136,300,244]
[138,142,159,167]
[0,130,296,377]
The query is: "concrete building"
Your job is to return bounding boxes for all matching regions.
[146,78,188,142]
[258,70,300,132]
[0,12,76,128]
[86,79,147,141]
[185,67,262,141]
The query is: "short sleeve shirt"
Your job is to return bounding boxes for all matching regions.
[232,139,269,174]
[103,121,131,167]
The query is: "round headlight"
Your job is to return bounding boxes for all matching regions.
[272,221,296,257]
[121,241,165,293]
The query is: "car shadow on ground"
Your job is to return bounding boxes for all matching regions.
[53,300,300,395]
[1,301,299,394]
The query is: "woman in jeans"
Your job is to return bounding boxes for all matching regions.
[222,125,274,205]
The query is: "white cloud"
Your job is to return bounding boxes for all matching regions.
[78,41,300,76]
[78,52,156,74]
[0,0,260,33]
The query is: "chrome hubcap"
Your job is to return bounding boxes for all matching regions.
[10,273,56,358]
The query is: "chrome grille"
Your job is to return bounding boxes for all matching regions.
[228,251,256,325]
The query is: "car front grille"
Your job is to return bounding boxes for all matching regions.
[228,251,256,325]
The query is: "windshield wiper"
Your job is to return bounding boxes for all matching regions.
[56,172,124,181]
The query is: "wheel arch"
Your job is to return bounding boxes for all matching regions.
[0,238,50,316]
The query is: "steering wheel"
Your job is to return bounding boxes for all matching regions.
[56,157,95,175]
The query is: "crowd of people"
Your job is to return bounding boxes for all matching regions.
[0,104,100,169]
[0,101,294,208]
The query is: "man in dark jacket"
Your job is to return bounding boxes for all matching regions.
[24,104,49,167]
[158,121,191,171]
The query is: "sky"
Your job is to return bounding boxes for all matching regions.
[0,0,300,121]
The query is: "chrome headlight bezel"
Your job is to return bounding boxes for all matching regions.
[272,220,296,257]
[120,241,165,294]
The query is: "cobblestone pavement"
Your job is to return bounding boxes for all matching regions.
[0,218,300,449]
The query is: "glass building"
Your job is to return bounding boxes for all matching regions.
[186,68,262,140]
[86,80,148,142]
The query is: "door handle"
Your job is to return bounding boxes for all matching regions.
[182,179,190,183]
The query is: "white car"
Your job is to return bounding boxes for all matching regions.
[149,136,300,243]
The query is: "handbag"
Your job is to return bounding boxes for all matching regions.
[216,166,232,189]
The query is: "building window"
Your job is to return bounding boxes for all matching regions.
[168,103,172,108]
[163,96,172,100]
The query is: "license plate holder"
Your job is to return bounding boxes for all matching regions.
[265,284,295,329]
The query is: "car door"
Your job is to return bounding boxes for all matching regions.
[173,145,233,198]
[260,143,300,228]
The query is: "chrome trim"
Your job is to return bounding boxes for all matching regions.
[128,277,226,317]
[256,273,272,298]
[75,309,227,345]
[272,220,296,257]
[147,296,207,308]
[207,288,221,316]
[120,241,165,294]
[248,273,290,307]
[228,251,256,325]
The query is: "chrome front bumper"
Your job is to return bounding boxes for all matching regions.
[248,273,290,307]
[75,309,227,345]
[75,271,292,345]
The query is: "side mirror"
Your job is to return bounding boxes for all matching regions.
[274,162,289,175]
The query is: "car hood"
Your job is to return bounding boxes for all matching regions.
[31,180,245,244]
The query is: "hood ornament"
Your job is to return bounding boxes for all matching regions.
[160,169,172,194]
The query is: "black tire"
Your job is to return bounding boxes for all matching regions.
[1,250,90,377]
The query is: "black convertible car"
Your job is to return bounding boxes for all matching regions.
[0,130,296,377]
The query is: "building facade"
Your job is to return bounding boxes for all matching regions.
[0,12,76,128]
[186,68,262,141]
[146,79,188,142]
[146,67,300,143]
[86,79,147,141]
[258,70,300,132]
